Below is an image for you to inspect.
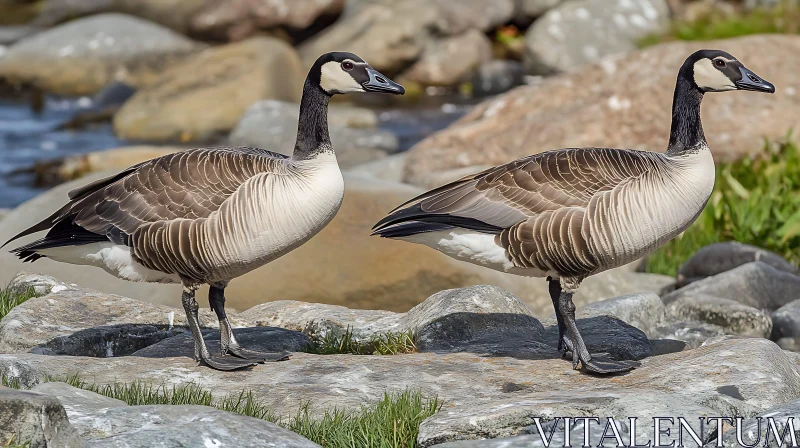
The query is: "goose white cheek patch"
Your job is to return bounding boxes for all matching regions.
[693,58,736,91]
[320,61,364,94]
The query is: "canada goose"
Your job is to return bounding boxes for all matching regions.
[5,52,404,371]
[373,50,774,374]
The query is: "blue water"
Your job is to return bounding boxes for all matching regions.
[0,97,124,208]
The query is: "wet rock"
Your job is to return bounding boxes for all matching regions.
[469,60,526,97]
[404,35,800,184]
[663,262,800,312]
[677,242,797,288]
[543,316,653,361]
[771,299,800,340]
[0,272,241,354]
[0,388,83,448]
[190,0,346,41]
[132,327,310,358]
[229,100,397,165]
[667,294,773,338]
[574,292,666,337]
[78,405,320,447]
[114,36,303,142]
[0,13,201,96]
[402,29,492,87]
[524,0,669,74]
[653,320,729,349]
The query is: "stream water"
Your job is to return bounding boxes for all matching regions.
[0,96,472,209]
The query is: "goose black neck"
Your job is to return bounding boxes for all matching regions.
[293,80,332,160]
[666,74,706,156]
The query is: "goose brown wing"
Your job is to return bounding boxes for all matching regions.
[373,147,662,233]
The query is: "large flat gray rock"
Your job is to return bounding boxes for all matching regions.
[0,388,83,448]
[667,294,773,338]
[676,242,797,288]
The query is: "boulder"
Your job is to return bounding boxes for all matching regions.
[190,0,346,41]
[778,337,800,352]
[0,171,669,314]
[1,338,796,447]
[229,100,398,166]
[32,382,128,416]
[652,320,728,349]
[0,13,201,96]
[435,0,516,35]
[514,0,565,19]
[542,315,653,361]
[662,262,800,312]
[524,0,670,75]
[403,35,800,185]
[30,0,212,34]
[131,327,310,358]
[666,294,773,338]
[772,299,800,340]
[719,398,800,447]
[469,60,526,97]
[570,292,666,337]
[0,388,83,448]
[114,37,303,142]
[0,25,39,46]
[401,29,492,87]
[346,153,408,183]
[676,242,797,288]
[0,272,245,354]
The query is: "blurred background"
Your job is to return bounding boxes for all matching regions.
[0,0,798,315]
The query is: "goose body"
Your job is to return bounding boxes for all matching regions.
[374,49,774,374]
[7,52,404,370]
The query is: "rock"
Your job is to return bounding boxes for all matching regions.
[652,320,728,349]
[35,146,184,185]
[542,316,653,361]
[468,60,526,97]
[77,404,320,447]
[435,0,516,35]
[32,382,128,421]
[662,262,800,312]
[514,0,565,19]
[666,294,773,338]
[0,172,670,315]
[572,292,666,337]
[719,398,800,447]
[676,242,798,288]
[431,417,619,448]
[299,0,441,73]
[772,299,800,340]
[0,272,245,354]
[30,0,212,34]
[132,327,310,358]
[190,0,346,41]
[524,0,670,75]
[229,100,397,166]
[0,25,39,46]
[0,338,796,447]
[0,13,201,96]
[346,153,408,183]
[403,35,800,184]
[0,388,83,448]
[402,30,492,87]
[650,338,689,355]
[114,37,303,142]
[778,337,800,352]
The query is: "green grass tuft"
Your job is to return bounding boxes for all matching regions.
[639,1,800,47]
[304,327,417,356]
[647,137,800,276]
[0,372,439,448]
[0,287,37,321]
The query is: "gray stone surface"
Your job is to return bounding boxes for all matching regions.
[653,320,729,349]
[132,327,309,358]
[0,26,39,46]
[81,405,320,447]
[402,29,492,86]
[524,0,670,74]
[0,388,83,448]
[667,294,773,338]
[32,382,128,433]
[779,337,800,352]
[3,338,795,447]
[230,100,399,162]
[662,262,800,312]
[469,60,526,97]
[346,153,408,184]
[572,292,666,337]
[772,299,800,340]
[515,0,565,18]
[719,398,800,447]
[0,273,244,354]
[677,242,798,288]
[0,13,200,95]
[543,316,653,361]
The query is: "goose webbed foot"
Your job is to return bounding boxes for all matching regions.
[226,345,291,362]
[202,354,261,371]
[581,357,640,374]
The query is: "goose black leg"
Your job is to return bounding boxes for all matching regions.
[547,277,574,357]
[557,278,639,374]
[209,284,290,362]
[181,285,259,371]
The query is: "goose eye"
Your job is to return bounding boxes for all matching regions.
[714,59,726,68]
[342,61,354,71]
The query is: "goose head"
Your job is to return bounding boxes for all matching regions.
[310,52,405,96]
[684,49,775,94]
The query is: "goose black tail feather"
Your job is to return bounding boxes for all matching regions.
[372,205,503,237]
[9,218,110,262]
[372,222,456,238]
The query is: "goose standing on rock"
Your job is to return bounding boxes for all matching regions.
[5,52,405,371]
[373,50,774,374]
